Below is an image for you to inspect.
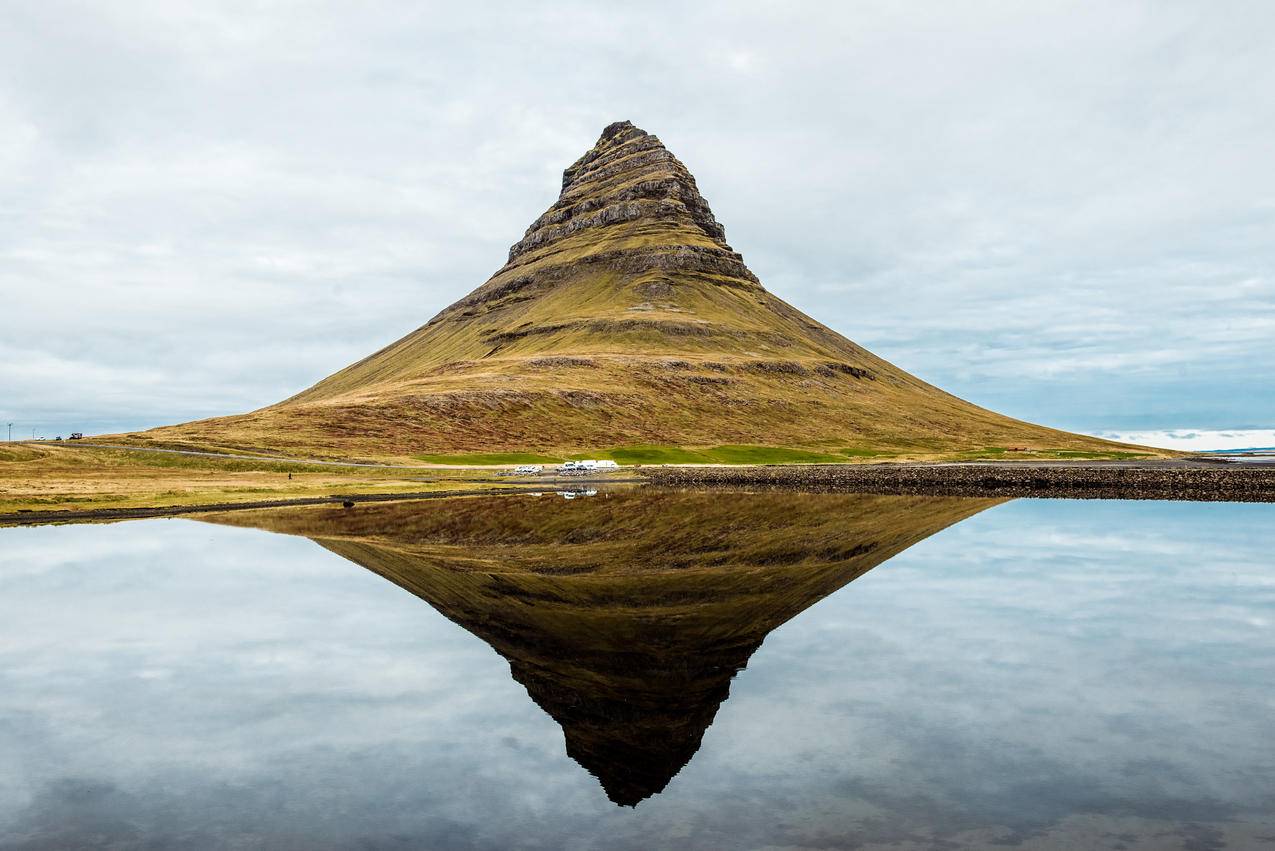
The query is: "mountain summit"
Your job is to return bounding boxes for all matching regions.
[134,121,1136,459]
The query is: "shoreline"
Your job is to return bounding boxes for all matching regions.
[0,484,625,527]
[4,461,1273,526]
[642,460,1275,502]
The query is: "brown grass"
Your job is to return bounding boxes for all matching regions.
[0,443,480,514]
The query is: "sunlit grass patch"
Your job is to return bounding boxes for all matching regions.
[572,445,712,464]
[564,445,854,465]
[0,448,36,463]
[838,447,887,458]
[413,451,563,466]
[704,445,847,464]
[97,449,354,474]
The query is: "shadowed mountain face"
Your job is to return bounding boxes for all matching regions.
[200,490,1002,805]
[131,121,1132,458]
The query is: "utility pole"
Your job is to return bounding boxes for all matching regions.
[6,423,10,442]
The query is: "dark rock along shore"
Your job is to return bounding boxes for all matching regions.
[643,461,1275,502]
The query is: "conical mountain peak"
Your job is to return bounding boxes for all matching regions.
[560,120,647,189]
[508,120,730,263]
[129,123,1140,460]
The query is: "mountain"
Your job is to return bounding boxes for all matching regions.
[198,489,1003,805]
[129,121,1145,460]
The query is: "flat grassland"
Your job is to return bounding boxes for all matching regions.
[0,443,489,516]
[0,439,1173,521]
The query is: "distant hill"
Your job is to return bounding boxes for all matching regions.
[1208,447,1275,454]
[128,121,1151,461]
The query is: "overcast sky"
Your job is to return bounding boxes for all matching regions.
[2,1,1272,445]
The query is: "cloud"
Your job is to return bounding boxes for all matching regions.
[1,1,1272,435]
[1089,428,1275,451]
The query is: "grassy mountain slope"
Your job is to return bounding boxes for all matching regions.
[127,122,1154,461]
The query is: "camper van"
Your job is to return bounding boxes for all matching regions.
[559,459,618,474]
[512,465,543,476]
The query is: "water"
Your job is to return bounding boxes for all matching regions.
[1,492,1272,850]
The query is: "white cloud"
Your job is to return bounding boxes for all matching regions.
[1,1,1272,436]
[1089,429,1275,451]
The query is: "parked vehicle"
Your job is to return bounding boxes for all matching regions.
[69,433,83,440]
[512,465,543,475]
[558,459,622,474]
[556,488,598,499]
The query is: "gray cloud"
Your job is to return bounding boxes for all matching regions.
[1,1,1272,437]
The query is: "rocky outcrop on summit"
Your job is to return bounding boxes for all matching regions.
[507,121,730,262]
[455,121,757,325]
[129,120,1148,459]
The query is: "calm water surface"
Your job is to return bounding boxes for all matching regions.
[0,492,1272,850]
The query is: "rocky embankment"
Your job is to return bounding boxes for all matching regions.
[644,461,1275,502]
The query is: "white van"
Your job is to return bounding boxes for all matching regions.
[594,459,619,469]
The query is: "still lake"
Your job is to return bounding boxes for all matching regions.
[1,491,1272,850]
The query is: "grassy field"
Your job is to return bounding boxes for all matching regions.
[413,451,562,465]
[0,443,487,516]
[0,437,1165,518]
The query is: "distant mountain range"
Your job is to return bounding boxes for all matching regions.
[122,122,1149,460]
[1208,447,1275,454]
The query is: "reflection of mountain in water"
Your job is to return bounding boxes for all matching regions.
[201,490,1000,806]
